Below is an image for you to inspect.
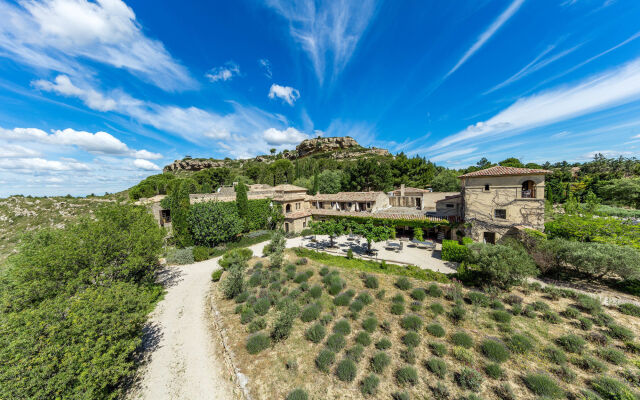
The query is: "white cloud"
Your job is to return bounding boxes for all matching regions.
[0,125,161,159]
[268,83,300,105]
[485,43,582,94]
[0,0,194,91]
[205,62,240,82]
[265,0,378,84]
[33,75,117,111]
[583,150,634,159]
[431,56,640,150]
[446,0,525,78]
[0,144,41,158]
[133,158,160,170]
[259,58,272,79]
[263,127,309,145]
[633,133,640,139]
[0,157,89,171]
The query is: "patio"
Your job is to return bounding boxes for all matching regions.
[292,234,458,274]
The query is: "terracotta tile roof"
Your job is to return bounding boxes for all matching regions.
[458,166,552,178]
[310,191,385,202]
[273,184,308,192]
[311,209,447,222]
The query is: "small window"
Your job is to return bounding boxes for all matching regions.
[494,209,507,219]
[484,184,490,191]
[446,203,454,208]
[303,221,306,228]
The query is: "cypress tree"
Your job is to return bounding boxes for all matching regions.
[236,182,249,224]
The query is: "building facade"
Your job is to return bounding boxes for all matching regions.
[458,166,550,243]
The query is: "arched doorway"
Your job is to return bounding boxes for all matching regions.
[285,204,291,213]
[521,180,536,198]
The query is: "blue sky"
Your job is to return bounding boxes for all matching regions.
[1,0,640,196]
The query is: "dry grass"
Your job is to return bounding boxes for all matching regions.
[213,250,640,399]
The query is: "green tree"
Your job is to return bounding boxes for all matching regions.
[467,242,539,290]
[318,170,342,194]
[311,219,346,247]
[188,202,243,247]
[477,157,492,169]
[413,227,424,241]
[601,178,640,208]
[351,219,395,252]
[498,157,525,168]
[584,191,600,215]
[563,193,579,215]
[431,170,461,192]
[311,169,319,195]
[161,179,193,247]
[236,182,249,224]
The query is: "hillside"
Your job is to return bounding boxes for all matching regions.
[163,136,391,173]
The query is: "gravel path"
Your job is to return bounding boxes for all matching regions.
[128,240,270,400]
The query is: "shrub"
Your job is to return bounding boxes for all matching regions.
[360,374,380,397]
[485,363,503,379]
[333,293,351,306]
[468,291,490,307]
[409,301,422,312]
[562,307,581,319]
[425,357,447,378]
[410,288,426,301]
[403,331,421,347]
[626,341,640,354]
[222,266,245,299]
[333,319,351,335]
[346,344,365,362]
[295,257,308,265]
[553,365,576,383]
[356,292,373,305]
[166,247,195,265]
[523,304,537,318]
[557,334,586,354]
[593,312,614,327]
[430,302,444,315]
[494,383,516,400]
[270,302,298,342]
[246,333,270,354]
[455,368,483,391]
[211,269,223,282]
[590,376,637,400]
[508,334,534,354]
[396,366,419,386]
[573,355,607,373]
[578,316,594,331]
[608,324,635,341]
[285,388,308,400]
[442,239,470,262]
[349,299,365,313]
[376,289,385,300]
[451,331,473,348]
[491,310,512,324]
[430,342,447,356]
[428,283,444,297]
[576,294,602,314]
[328,282,344,296]
[511,303,523,316]
[315,349,335,372]
[400,314,423,331]
[395,277,413,290]
[240,308,255,324]
[523,374,563,398]
[481,339,510,363]
[370,351,391,373]
[375,338,392,350]
[219,247,253,270]
[336,359,357,382]
[309,285,322,299]
[381,320,391,333]
[319,266,330,276]
[453,346,474,364]
[449,303,467,324]
[542,310,562,324]
[355,331,372,346]
[362,317,377,333]
[491,299,505,310]
[391,391,410,400]
[254,297,270,316]
[391,303,405,315]
[466,242,538,289]
[248,318,266,333]
[363,274,379,289]
[598,347,627,365]
[619,303,640,317]
[400,347,417,364]
[427,323,446,337]
[326,333,346,352]
[305,323,326,343]
[294,272,310,284]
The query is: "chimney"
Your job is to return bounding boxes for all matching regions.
[400,184,405,197]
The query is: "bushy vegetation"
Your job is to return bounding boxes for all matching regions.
[0,204,164,399]
[480,339,510,363]
[442,239,470,262]
[523,373,564,398]
[465,242,538,289]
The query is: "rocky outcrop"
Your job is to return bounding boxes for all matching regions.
[163,159,229,172]
[163,136,391,173]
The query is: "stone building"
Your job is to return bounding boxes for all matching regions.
[309,192,390,212]
[388,184,459,211]
[457,166,551,243]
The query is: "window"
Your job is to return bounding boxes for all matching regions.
[484,184,490,191]
[295,202,300,210]
[303,221,306,228]
[483,232,496,244]
[445,203,454,208]
[494,209,507,219]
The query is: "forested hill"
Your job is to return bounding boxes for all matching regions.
[130,140,640,210]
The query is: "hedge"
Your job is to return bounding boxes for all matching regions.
[442,239,469,262]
